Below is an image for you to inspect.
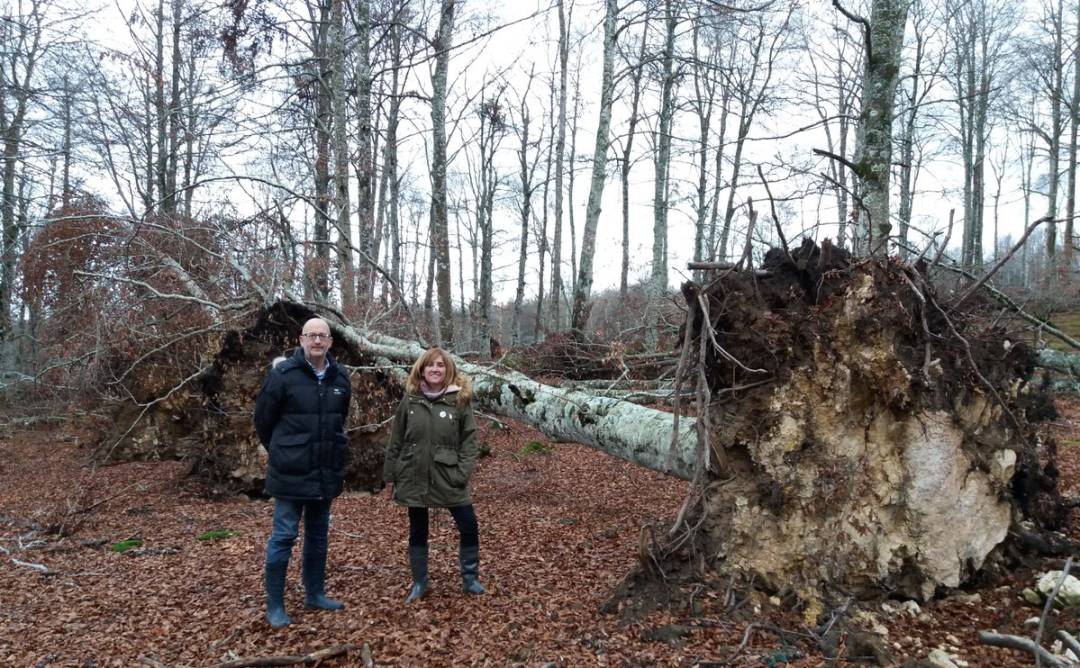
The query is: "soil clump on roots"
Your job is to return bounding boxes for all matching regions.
[93,302,394,495]
[628,240,1069,612]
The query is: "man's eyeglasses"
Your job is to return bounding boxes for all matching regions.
[301,333,332,341]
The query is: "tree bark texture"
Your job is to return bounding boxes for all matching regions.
[430,0,456,346]
[853,0,909,254]
[571,0,618,336]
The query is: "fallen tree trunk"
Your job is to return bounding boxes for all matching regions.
[339,329,699,480]
[94,244,1070,604]
[96,301,698,494]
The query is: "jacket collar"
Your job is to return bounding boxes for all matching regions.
[282,346,338,380]
[410,386,459,404]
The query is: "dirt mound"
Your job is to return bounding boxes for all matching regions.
[675,240,1065,601]
[96,302,396,494]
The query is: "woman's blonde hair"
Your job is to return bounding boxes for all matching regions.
[406,347,472,404]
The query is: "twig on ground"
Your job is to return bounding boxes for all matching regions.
[10,557,51,574]
[711,622,810,667]
[0,545,52,574]
[72,480,145,516]
[207,643,354,668]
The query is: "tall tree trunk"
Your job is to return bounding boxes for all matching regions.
[853,0,909,255]
[182,40,197,221]
[1064,0,1080,276]
[354,0,374,303]
[331,0,354,310]
[0,5,39,360]
[646,0,677,352]
[570,0,618,336]
[153,0,167,215]
[567,83,580,304]
[707,84,731,260]
[164,0,182,215]
[535,78,556,341]
[60,74,72,209]
[689,18,715,280]
[972,67,989,271]
[1022,118,1035,288]
[430,0,456,346]
[476,93,502,352]
[620,19,649,299]
[312,0,332,302]
[550,0,569,332]
[512,69,539,345]
[1046,0,1065,282]
[897,27,923,257]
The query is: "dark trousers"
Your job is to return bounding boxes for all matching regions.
[408,505,479,549]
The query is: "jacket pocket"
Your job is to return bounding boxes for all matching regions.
[433,447,466,488]
[270,433,311,474]
[395,443,416,480]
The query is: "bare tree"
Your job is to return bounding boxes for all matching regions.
[571,0,618,336]
[511,68,544,345]
[331,0,353,309]
[550,0,571,333]
[645,0,678,353]
[803,10,862,249]
[896,0,945,256]
[946,0,1016,270]
[430,0,457,346]
[616,10,649,299]
[474,90,506,351]
[0,0,46,359]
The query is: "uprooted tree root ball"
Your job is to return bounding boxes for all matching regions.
[623,240,1070,614]
[94,301,395,494]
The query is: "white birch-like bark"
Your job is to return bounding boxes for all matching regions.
[335,325,698,480]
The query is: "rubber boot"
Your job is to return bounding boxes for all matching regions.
[459,544,487,595]
[405,545,429,603]
[265,559,293,628]
[302,545,344,611]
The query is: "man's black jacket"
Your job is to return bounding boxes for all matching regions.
[253,347,352,500]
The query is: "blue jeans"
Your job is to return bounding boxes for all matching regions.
[265,498,331,566]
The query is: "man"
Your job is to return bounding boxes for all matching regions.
[254,317,352,628]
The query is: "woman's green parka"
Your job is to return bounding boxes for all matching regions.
[383,388,478,508]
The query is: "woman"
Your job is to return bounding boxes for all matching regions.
[384,347,486,602]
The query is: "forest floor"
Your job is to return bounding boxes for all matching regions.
[2,403,1080,667]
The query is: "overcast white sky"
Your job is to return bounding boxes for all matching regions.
[81,0,1043,303]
